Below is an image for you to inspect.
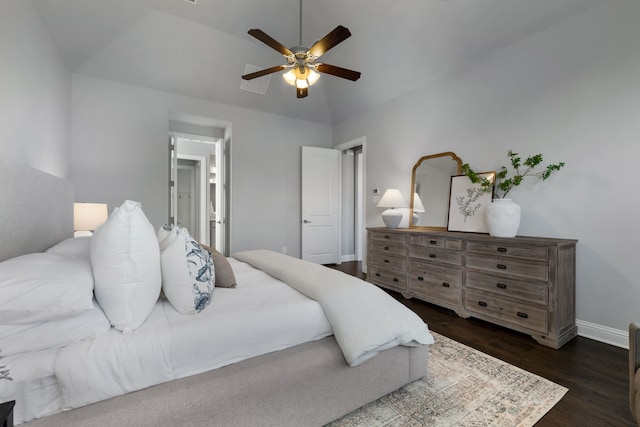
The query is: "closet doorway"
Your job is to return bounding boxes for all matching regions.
[336,137,366,265]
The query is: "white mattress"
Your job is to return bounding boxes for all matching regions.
[2,258,332,424]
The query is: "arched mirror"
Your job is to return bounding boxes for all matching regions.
[410,152,462,229]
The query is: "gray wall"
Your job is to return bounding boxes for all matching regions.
[0,1,71,179]
[71,74,333,258]
[334,0,640,346]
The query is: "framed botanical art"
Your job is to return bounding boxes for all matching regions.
[447,172,495,233]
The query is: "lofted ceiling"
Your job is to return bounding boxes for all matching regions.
[32,0,605,126]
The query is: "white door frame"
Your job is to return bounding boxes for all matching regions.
[335,137,367,271]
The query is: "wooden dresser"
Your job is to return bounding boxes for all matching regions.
[367,227,577,349]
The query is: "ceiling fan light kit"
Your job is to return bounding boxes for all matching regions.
[241,0,360,99]
[283,65,320,88]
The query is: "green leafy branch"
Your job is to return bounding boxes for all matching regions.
[462,150,565,199]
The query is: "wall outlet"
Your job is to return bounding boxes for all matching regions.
[282,246,287,254]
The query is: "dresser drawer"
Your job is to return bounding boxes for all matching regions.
[409,235,463,250]
[465,289,548,333]
[465,254,548,281]
[465,271,547,305]
[409,245,463,266]
[370,240,407,257]
[368,265,407,292]
[409,262,462,306]
[369,252,406,271]
[466,242,548,261]
[369,231,407,245]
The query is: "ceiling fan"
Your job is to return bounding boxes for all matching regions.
[241,1,361,99]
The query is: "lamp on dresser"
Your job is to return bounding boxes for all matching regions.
[74,202,108,237]
[377,189,408,228]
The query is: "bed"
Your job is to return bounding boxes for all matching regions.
[0,159,433,426]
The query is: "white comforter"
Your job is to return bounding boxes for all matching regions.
[2,252,433,424]
[2,258,332,424]
[233,250,434,366]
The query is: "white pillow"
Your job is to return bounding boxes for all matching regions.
[0,301,110,356]
[0,253,95,325]
[46,236,91,261]
[158,225,215,314]
[91,200,161,332]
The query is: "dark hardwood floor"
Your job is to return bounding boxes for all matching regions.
[327,261,636,426]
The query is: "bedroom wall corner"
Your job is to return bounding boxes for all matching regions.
[0,0,72,179]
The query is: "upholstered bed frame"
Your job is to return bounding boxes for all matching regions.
[0,160,74,262]
[1,160,428,426]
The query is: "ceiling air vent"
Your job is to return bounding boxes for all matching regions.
[240,64,271,95]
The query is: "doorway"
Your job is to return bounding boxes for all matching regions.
[300,138,366,266]
[169,133,226,251]
[336,137,366,265]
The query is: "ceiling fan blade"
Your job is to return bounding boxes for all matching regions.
[248,29,293,56]
[316,63,361,81]
[308,25,352,58]
[242,65,287,80]
[297,87,308,98]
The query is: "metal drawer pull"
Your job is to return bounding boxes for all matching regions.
[384,235,390,239]
[442,282,450,288]
[496,264,507,270]
[429,254,437,258]
[393,278,399,282]
[375,273,380,277]
[478,301,488,307]
[517,312,529,319]
[384,246,390,251]
[496,283,507,289]
[418,276,424,281]
[384,259,389,263]
[429,240,437,245]
[497,247,507,253]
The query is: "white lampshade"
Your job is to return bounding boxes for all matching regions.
[282,69,297,85]
[377,189,408,228]
[377,189,408,209]
[74,203,108,236]
[413,192,425,213]
[306,69,320,86]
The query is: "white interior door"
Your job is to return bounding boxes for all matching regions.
[302,146,340,264]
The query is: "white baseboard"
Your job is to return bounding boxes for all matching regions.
[341,254,357,263]
[577,319,628,349]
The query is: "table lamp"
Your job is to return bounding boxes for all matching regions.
[377,189,408,228]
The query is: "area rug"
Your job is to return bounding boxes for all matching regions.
[328,332,568,427]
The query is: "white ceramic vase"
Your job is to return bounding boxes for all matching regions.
[486,198,521,238]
